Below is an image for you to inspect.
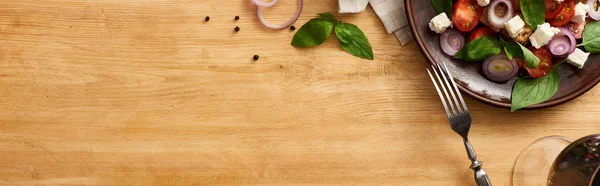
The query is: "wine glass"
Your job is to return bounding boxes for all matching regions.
[513,134,600,186]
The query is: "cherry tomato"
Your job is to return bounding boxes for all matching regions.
[520,47,553,78]
[545,0,565,19]
[452,0,483,32]
[549,0,575,27]
[468,27,497,42]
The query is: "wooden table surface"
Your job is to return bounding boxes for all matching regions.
[1,0,599,185]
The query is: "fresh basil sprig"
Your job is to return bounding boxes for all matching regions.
[431,0,452,19]
[502,40,539,69]
[577,21,600,53]
[335,22,374,60]
[291,12,374,60]
[520,0,545,30]
[511,64,561,112]
[454,36,503,61]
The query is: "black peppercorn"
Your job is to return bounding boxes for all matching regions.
[290,26,296,31]
[205,16,210,21]
[253,55,259,60]
[235,16,240,20]
[234,26,240,32]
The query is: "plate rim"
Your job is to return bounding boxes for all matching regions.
[405,0,600,109]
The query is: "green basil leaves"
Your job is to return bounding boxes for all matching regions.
[291,12,374,60]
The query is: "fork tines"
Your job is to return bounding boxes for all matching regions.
[427,62,469,118]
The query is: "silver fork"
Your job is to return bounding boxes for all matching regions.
[427,62,492,186]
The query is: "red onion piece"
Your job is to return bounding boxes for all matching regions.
[251,0,279,7]
[567,22,586,39]
[256,0,303,30]
[488,0,515,30]
[440,29,465,56]
[588,0,600,20]
[547,27,577,58]
[482,55,519,83]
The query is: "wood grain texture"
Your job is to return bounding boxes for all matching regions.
[0,0,599,185]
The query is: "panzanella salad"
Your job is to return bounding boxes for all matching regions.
[430,0,600,111]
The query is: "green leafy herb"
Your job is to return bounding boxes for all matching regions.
[291,12,374,60]
[431,0,452,19]
[511,65,560,112]
[318,12,336,23]
[454,36,502,61]
[335,22,374,60]
[503,40,539,68]
[578,21,600,53]
[520,0,545,30]
[291,18,334,47]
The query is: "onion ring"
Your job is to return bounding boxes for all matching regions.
[255,0,303,30]
[251,0,279,7]
[488,0,514,30]
[588,0,600,20]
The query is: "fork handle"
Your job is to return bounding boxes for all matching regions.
[464,139,492,186]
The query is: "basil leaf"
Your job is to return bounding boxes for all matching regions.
[580,21,600,53]
[520,0,545,30]
[431,0,452,19]
[318,12,336,23]
[511,66,560,112]
[291,18,334,47]
[454,37,502,61]
[335,22,374,60]
[503,40,539,68]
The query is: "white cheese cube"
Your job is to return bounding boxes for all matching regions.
[505,16,525,38]
[555,0,564,2]
[429,13,453,34]
[529,23,560,49]
[477,0,490,6]
[572,2,589,24]
[567,48,590,69]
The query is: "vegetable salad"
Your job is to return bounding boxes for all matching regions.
[429,0,600,111]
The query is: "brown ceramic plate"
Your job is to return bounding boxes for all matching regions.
[406,0,600,109]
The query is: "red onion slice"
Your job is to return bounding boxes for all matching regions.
[488,0,515,30]
[547,27,577,58]
[482,54,519,83]
[251,0,279,7]
[588,0,600,20]
[567,22,586,39]
[256,0,303,30]
[440,28,465,56]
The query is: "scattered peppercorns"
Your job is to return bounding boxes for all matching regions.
[290,26,296,31]
[235,16,240,20]
[253,55,259,60]
[205,16,210,21]
[234,26,240,32]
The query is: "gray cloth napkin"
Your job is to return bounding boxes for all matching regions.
[338,0,413,46]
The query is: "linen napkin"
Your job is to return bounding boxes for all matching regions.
[338,0,413,46]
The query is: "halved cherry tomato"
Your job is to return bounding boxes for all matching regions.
[545,0,565,19]
[549,0,575,27]
[452,0,483,32]
[468,27,497,42]
[520,47,553,78]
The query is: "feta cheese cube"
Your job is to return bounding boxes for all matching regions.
[572,2,589,24]
[429,13,453,34]
[477,0,490,6]
[567,48,590,69]
[505,16,525,38]
[529,23,560,49]
[555,0,564,2]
